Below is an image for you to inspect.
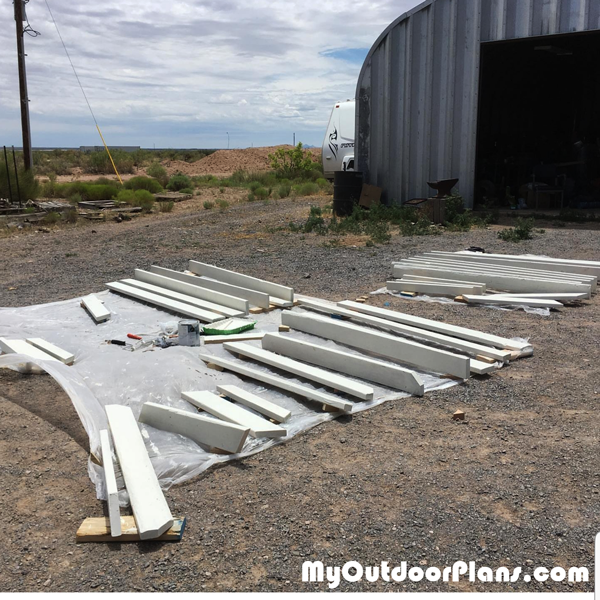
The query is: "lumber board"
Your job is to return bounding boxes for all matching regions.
[149,266,271,308]
[386,281,483,296]
[106,281,223,322]
[297,298,511,362]
[198,354,353,412]
[391,265,592,295]
[281,311,471,379]
[81,294,110,323]
[202,332,265,344]
[99,429,121,537]
[188,260,294,302]
[484,292,588,301]
[217,384,292,423]
[401,274,488,287]
[105,405,173,540]
[337,300,532,354]
[462,295,563,308]
[135,269,249,313]
[76,516,186,543]
[261,333,425,396]
[181,390,286,438]
[0,338,58,362]
[224,341,375,400]
[139,402,250,453]
[26,338,74,365]
[268,296,294,308]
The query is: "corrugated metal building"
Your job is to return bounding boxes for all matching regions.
[356,0,600,207]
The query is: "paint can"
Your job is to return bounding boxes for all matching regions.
[178,319,200,346]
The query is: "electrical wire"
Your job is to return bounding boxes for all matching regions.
[42,0,123,183]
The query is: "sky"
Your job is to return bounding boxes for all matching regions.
[0,0,414,149]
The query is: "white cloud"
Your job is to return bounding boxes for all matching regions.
[0,0,413,148]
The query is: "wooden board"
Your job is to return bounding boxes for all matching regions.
[0,337,58,363]
[261,334,425,396]
[139,401,250,453]
[106,281,223,322]
[202,332,265,344]
[401,274,488,287]
[224,341,375,401]
[483,292,588,301]
[462,295,563,308]
[76,516,186,543]
[281,311,471,379]
[387,281,484,296]
[198,354,353,412]
[188,261,294,302]
[181,390,286,438]
[149,265,270,308]
[134,269,248,313]
[81,294,111,323]
[25,338,74,365]
[99,429,121,537]
[217,384,292,423]
[105,405,173,540]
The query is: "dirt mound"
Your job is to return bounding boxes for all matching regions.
[160,145,322,177]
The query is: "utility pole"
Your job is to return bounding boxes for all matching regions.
[14,0,33,170]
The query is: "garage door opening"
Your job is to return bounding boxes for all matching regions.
[475,31,600,210]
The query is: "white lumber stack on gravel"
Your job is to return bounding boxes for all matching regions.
[181,390,286,438]
[106,281,223,322]
[296,298,511,362]
[201,332,265,344]
[25,338,74,365]
[261,333,425,396]
[105,404,173,540]
[150,265,270,308]
[122,278,244,318]
[188,260,294,303]
[386,281,484,296]
[224,341,374,401]
[139,401,250,453]
[99,429,121,537]
[484,292,588,301]
[462,295,563,308]
[337,301,533,355]
[217,384,292,423]
[134,269,249,313]
[81,294,110,323]
[199,354,353,412]
[281,311,472,379]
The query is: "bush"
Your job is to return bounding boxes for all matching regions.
[203,201,214,209]
[498,218,536,242]
[217,199,229,211]
[146,162,169,187]
[42,211,61,225]
[124,176,162,193]
[277,182,292,198]
[296,182,320,197]
[117,189,155,212]
[159,201,174,213]
[253,186,270,199]
[268,143,319,179]
[166,173,192,191]
[179,187,194,195]
[84,150,134,174]
[63,209,78,223]
[0,162,39,201]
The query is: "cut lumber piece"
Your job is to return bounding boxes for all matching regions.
[387,281,484,296]
[181,390,286,438]
[483,292,588,301]
[281,311,471,379]
[106,281,222,322]
[198,354,353,412]
[337,300,533,354]
[268,296,294,308]
[105,405,173,540]
[150,265,270,308]
[470,360,499,375]
[76,516,186,543]
[224,341,375,401]
[462,295,563,308]
[122,278,243,318]
[0,337,58,362]
[81,294,110,323]
[391,264,592,295]
[262,334,425,396]
[201,332,265,344]
[400,274,489,287]
[217,384,291,423]
[134,269,249,313]
[139,402,250,453]
[99,429,121,538]
[297,298,511,362]
[188,260,294,302]
[25,338,74,365]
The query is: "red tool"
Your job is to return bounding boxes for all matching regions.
[127,333,142,340]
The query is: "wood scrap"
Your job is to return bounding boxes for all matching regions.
[76,516,186,543]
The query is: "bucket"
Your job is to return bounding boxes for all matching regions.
[333,171,363,216]
[178,320,200,346]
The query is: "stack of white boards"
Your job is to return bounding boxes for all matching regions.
[388,251,597,308]
[105,263,294,318]
[0,337,74,371]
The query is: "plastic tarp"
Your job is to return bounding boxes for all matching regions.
[0,291,459,501]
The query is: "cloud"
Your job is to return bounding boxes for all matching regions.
[0,0,413,148]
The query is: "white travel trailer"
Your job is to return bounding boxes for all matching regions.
[322,99,355,180]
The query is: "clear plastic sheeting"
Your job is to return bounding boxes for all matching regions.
[0,291,457,499]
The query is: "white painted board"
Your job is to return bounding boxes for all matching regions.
[386,281,483,296]
[462,295,563,308]
[0,337,58,362]
[105,404,173,540]
[26,338,74,365]
[99,429,121,537]
[484,292,588,301]
[217,384,292,423]
[202,332,265,344]
[81,294,110,323]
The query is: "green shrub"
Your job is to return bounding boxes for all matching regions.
[400,217,437,236]
[268,143,319,179]
[166,173,192,191]
[42,211,61,225]
[217,199,229,211]
[63,209,78,223]
[117,189,154,212]
[253,186,270,199]
[296,182,320,196]
[159,201,174,213]
[179,187,194,195]
[498,218,536,242]
[84,150,134,174]
[68,192,83,205]
[203,201,215,209]
[0,162,39,201]
[247,192,256,202]
[124,176,162,193]
[146,162,169,187]
[249,181,261,192]
[277,182,292,198]
[364,219,391,244]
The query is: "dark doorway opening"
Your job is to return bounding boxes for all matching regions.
[475,30,600,210]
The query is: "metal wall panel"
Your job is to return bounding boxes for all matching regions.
[356,0,599,207]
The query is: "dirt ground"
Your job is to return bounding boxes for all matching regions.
[0,194,599,592]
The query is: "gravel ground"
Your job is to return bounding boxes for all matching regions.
[0,196,599,592]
